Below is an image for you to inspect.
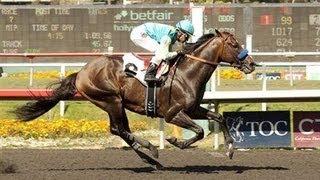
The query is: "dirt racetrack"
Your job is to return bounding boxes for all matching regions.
[1,148,320,180]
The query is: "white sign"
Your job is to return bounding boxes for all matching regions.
[306,65,320,80]
[309,14,320,25]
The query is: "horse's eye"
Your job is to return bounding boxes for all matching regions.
[232,43,238,48]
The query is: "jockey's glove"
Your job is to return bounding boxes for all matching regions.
[177,50,186,56]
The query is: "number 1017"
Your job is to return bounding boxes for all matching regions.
[271,27,292,36]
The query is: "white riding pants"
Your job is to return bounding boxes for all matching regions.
[130,25,162,65]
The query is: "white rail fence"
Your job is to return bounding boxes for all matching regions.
[1,44,320,149]
[1,60,320,149]
[2,61,320,90]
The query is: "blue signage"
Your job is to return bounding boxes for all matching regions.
[224,111,291,148]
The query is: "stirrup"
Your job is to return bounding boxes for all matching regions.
[145,78,158,84]
[144,73,158,82]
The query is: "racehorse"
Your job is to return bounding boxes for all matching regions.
[14,29,255,168]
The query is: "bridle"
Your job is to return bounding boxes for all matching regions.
[185,35,252,68]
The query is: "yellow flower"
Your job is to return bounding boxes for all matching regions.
[0,119,110,139]
[8,70,79,80]
[220,69,244,80]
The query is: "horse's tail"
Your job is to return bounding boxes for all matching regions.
[14,72,78,121]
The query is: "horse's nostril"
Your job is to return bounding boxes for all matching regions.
[249,63,257,68]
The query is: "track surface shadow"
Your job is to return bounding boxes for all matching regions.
[47,165,289,174]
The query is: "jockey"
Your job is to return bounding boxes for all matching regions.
[130,19,194,82]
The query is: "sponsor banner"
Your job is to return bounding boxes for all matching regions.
[224,111,291,148]
[255,72,281,80]
[282,70,306,80]
[293,111,320,148]
[112,7,187,51]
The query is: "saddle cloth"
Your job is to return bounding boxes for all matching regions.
[122,53,169,86]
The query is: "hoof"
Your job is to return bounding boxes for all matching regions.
[149,145,159,159]
[151,163,164,170]
[166,137,186,149]
[226,143,234,159]
[166,137,177,145]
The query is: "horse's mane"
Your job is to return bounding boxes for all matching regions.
[183,33,216,54]
[182,31,235,55]
[171,33,217,64]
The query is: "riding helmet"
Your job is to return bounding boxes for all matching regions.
[176,20,194,36]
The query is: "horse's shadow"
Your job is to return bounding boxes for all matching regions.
[47,165,289,174]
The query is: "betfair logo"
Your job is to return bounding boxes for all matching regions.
[114,10,128,20]
[114,10,173,21]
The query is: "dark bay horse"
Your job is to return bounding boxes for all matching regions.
[14,29,255,167]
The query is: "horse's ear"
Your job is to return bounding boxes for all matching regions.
[215,29,222,37]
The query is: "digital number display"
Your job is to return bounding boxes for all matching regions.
[0,6,187,53]
[252,6,320,53]
[1,5,320,62]
[204,5,245,43]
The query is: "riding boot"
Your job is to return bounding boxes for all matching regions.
[144,63,158,82]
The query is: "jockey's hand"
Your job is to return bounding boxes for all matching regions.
[177,50,185,56]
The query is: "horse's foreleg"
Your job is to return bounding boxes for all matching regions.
[190,106,234,159]
[165,110,204,149]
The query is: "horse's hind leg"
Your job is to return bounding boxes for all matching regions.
[80,95,161,168]
[104,99,159,159]
[190,106,234,159]
[107,101,162,168]
[78,91,158,157]
[165,110,204,149]
[109,104,158,159]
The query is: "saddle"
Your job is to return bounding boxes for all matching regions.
[122,53,170,86]
[122,53,171,117]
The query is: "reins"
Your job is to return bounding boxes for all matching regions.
[184,35,260,68]
[185,54,242,68]
[183,36,241,68]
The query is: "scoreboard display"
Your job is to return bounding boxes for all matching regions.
[0,5,187,53]
[252,4,320,61]
[0,4,320,62]
[204,5,245,43]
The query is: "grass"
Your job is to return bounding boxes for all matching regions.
[217,79,320,91]
[1,71,320,139]
[0,78,53,88]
